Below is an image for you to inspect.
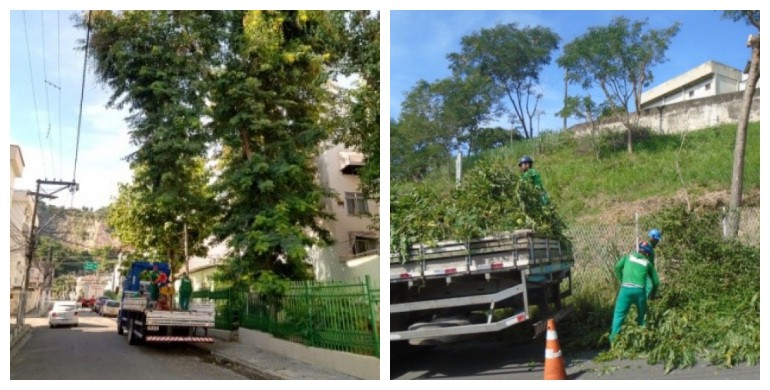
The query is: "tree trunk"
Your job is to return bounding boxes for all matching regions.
[727,35,760,237]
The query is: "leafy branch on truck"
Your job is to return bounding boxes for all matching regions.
[391,156,569,262]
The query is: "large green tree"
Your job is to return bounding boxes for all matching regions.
[448,23,560,139]
[206,11,337,282]
[83,11,221,272]
[83,11,370,283]
[558,17,680,153]
[391,81,455,181]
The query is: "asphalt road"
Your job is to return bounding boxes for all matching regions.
[10,310,247,380]
[390,339,761,380]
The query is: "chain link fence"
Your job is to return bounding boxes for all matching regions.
[564,206,759,293]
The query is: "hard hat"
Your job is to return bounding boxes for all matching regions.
[648,229,662,241]
[638,241,653,255]
[518,156,533,166]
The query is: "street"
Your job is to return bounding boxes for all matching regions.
[10,310,247,380]
[390,339,761,380]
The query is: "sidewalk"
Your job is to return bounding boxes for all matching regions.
[192,335,361,380]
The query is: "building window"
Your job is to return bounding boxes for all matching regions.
[688,91,694,98]
[349,232,379,256]
[352,237,378,255]
[345,192,369,215]
[705,83,711,91]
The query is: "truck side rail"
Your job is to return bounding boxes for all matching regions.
[391,230,572,282]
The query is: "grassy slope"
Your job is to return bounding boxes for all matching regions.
[459,122,760,222]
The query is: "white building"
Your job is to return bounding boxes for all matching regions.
[10,145,43,314]
[640,60,743,112]
[309,143,379,286]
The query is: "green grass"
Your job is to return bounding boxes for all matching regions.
[454,122,760,222]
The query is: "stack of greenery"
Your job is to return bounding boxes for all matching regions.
[391,156,567,261]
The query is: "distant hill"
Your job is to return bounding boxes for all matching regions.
[37,204,123,254]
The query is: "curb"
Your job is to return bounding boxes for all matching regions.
[208,351,285,380]
[10,325,32,361]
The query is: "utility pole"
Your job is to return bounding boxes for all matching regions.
[16,179,77,327]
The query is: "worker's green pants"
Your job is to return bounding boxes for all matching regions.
[610,286,647,342]
[645,276,654,298]
[179,292,191,310]
[149,284,159,301]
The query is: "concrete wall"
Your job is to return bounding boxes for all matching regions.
[238,327,380,379]
[308,246,379,288]
[572,89,760,136]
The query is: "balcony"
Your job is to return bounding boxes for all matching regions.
[339,151,364,175]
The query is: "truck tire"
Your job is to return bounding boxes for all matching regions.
[127,320,139,345]
[117,317,124,335]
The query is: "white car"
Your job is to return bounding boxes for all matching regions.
[100,300,120,317]
[48,301,79,328]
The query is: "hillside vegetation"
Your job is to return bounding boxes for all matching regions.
[393,122,760,224]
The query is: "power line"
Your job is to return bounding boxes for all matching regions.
[73,10,92,183]
[58,11,63,179]
[23,11,47,178]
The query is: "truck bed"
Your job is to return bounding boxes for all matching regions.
[391,229,571,282]
[121,297,215,327]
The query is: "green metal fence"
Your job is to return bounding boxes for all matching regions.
[190,288,240,330]
[240,275,380,357]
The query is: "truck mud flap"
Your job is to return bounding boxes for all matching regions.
[145,336,215,343]
[531,306,573,339]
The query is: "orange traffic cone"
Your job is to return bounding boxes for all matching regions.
[543,318,567,380]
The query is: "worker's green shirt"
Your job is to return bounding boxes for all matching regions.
[521,168,544,191]
[521,168,549,205]
[615,251,660,295]
[180,277,193,294]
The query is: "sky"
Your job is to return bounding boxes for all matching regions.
[8,10,133,210]
[4,8,760,210]
[390,10,759,136]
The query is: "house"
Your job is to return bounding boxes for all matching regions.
[176,239,228,292]
[640,60,743,112]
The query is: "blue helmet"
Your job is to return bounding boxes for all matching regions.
[638,241,653,255]
[518,156,533,166]
[648,229,662,241]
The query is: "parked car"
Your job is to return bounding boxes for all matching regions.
[100,300,120,317]
[93,296,110,313]
[80,297,95,308]
[48,301,79,328]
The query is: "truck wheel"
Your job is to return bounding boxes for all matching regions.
[117,318,124,335]
[127,320,138,345]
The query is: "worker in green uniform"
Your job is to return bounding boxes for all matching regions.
[609,241,660,344]
[148,265,161,302]
[645,228,662,298]
[518,155,548,205]
[179,272,193,310]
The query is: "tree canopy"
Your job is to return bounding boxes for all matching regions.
[448,23,560,139]
[558,16,680,153]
